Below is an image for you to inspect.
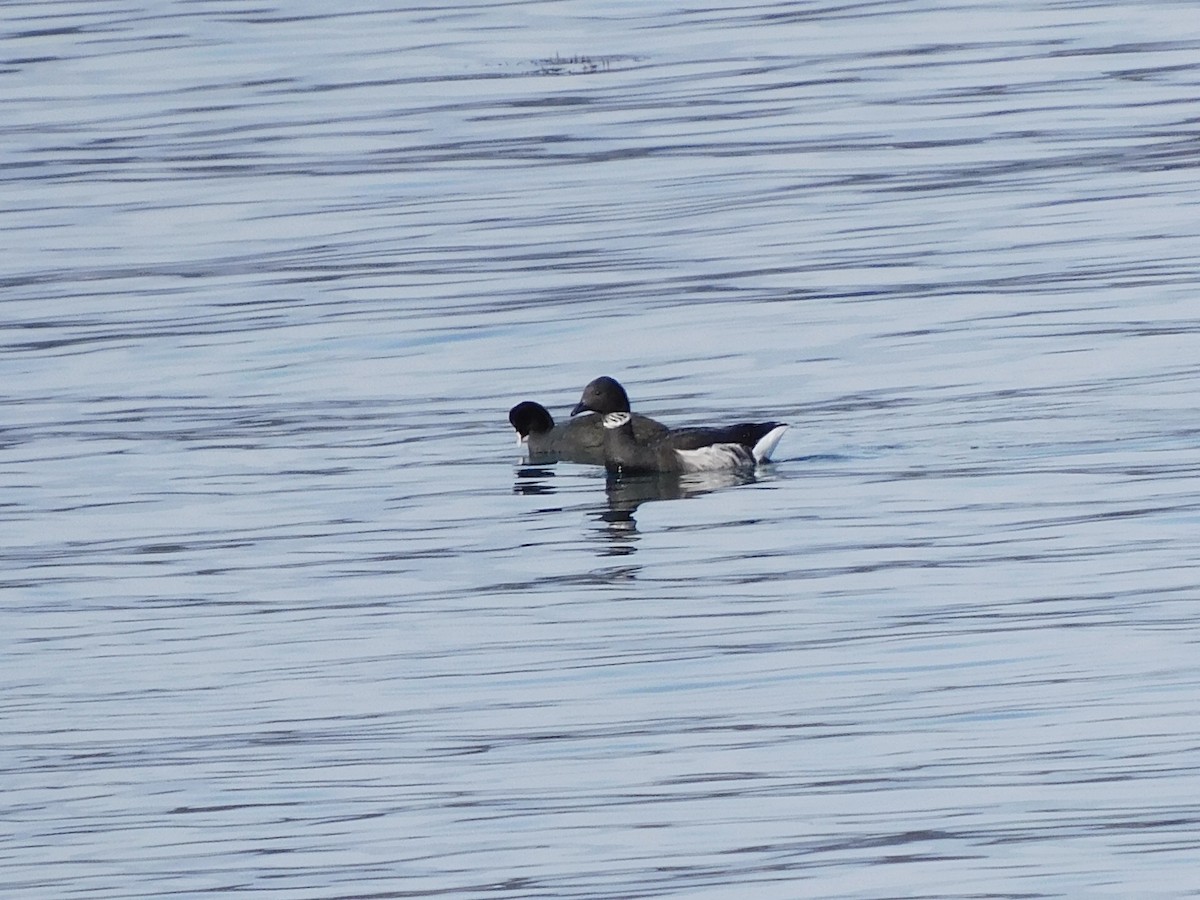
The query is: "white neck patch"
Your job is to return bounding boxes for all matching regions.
[602,412,631,430]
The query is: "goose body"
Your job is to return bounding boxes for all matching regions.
[509,401,669,464]
[569,376,787,467]
[602,412,757,474]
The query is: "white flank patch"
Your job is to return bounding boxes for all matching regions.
[674,443,754,473]
[752,424,788,462]
[603,412,631,430]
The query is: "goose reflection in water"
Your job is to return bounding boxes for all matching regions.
[513,464,757,552]
[598,469,759,553]
[511,464,558,495]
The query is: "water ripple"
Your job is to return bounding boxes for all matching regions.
[4,1,1200,897]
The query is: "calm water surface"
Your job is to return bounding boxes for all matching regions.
[4,1,1200,897]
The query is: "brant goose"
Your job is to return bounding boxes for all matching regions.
[601,412,758,474]
[570,376,787,469]
[509,400,669,465]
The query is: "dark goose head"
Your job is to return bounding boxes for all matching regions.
[509,401,555,439]
[570,376,631,417]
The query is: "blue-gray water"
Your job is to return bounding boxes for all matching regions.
[4,1,1200,897]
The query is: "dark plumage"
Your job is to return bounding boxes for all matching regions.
[570,376,638,418]
[601,412,757,474]
[509,400,669,465]
[569,376,787,465]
